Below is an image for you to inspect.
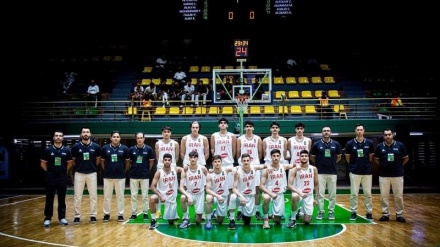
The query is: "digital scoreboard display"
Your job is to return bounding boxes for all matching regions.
[178,0,294,22]
[233,39,250,58]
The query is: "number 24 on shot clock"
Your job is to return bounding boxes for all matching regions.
[234,39,249,58]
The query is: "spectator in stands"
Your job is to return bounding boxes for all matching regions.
[142,94,154,110]
[319,91,332,119]
[195,79,208,106]
[154,54,167,78]
[87,80,100,107]
[173,66,187,84]
[170,80,184,105]
[144,82,157,100]
[158,79,170,107]
[390,95,404,107]
[132,81,144,106]
[220,78,233,100]
[63,71,78,94]
[181,80,195,107]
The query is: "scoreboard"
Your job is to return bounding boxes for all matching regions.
[176,0,294,22]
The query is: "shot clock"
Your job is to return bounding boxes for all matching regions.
[233,39,249,58]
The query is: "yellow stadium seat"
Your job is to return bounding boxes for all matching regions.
[201,78,210,85]
[189,66,199,73]
[324,76,335,84]
[195,106,207,115]
[184,106,193,115]
[298,77,309,84]
[288,91,300,99]
[142,66,153,73]
[311,76,323,84]
[166,78,173,85]
[262,77,269,84]
[285,77,296,84]
[274,77,284,84]
[215,78,222,85]
[305,105,317,114]
[249,106,261,114]
[315,90,323,98]
[169,106,180,115]
[275,91,286,99]
[222,106,234,114]
[225,66,234,70]
[248,65,257,69]
[126,107,137,115]
[328,90,341,98]
[152,78,161,85]
[301,90,313,98]
[290,105,302,114]
[278,106,289,114]
[191,78,198,85]
[213,66,222,70]
[154,107,166,115]
[264,105,275,114]
[141,79,151,86]
[320,64,331,70]
[208,106,219,114]
[201,66,211,72]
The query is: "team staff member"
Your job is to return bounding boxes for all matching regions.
[128,132,155,221]
[101,130,130,222]
[71,127,102,224]
[41,130,73,227]
[374,128,409,223]
[345,124,374,221]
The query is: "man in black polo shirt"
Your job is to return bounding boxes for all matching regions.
[345,124,374,221]
[41,130,74,227]
[374,128,409,223]
[310,126,342,221]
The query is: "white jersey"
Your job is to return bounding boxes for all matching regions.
[295,165,315,195]
[157,139,178,167]
[236,167,258,196]
[157,167,178,202]
[263,136,287,164]
[265,165,287,194]
[212,132,234,164]
[183,165,206,195]
[238,135,261,166]
[183,135,207,166]
[289,136,312,164]
[209,168,229,197]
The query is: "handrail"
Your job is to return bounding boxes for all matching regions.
[19,97,438,123]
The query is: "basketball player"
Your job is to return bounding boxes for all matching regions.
[259,149,295,229]
[155,125,180,219]
[232,153,267,226]
[211,117,237,191]
[287,150,318,227]
[179,151,209,228]
[180,121,209,167]
[149,153,184,230]
[205,155,237,230]
[236,120,263,220]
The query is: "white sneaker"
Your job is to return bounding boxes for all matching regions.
[60,219,68,225]
[43,220,50,227]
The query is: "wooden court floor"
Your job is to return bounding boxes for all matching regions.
[0,193,439,247]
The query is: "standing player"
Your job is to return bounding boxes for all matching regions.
[236,120,263,220]
[232,153,267,226]
[128,132,155,221]
[180,121,209,167]
[259,149,295,229]
[287,150,319,227]
[148,153,184,229]
[345,124,374,221]
[205,155,237,229]
[179,151,209,228]
[71,127,102,224]
[211,118,237,193]
[155,125,180,219]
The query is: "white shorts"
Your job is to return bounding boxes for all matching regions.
[214,194,229,217]
[186,192,205,215]
[238,194,256,217]
[163,201,178,220]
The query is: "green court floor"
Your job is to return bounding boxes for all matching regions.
[127,194,373,244]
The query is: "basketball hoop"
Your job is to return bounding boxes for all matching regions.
[234,96,249,114]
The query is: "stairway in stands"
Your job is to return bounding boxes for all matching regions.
[101,71,135,121]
